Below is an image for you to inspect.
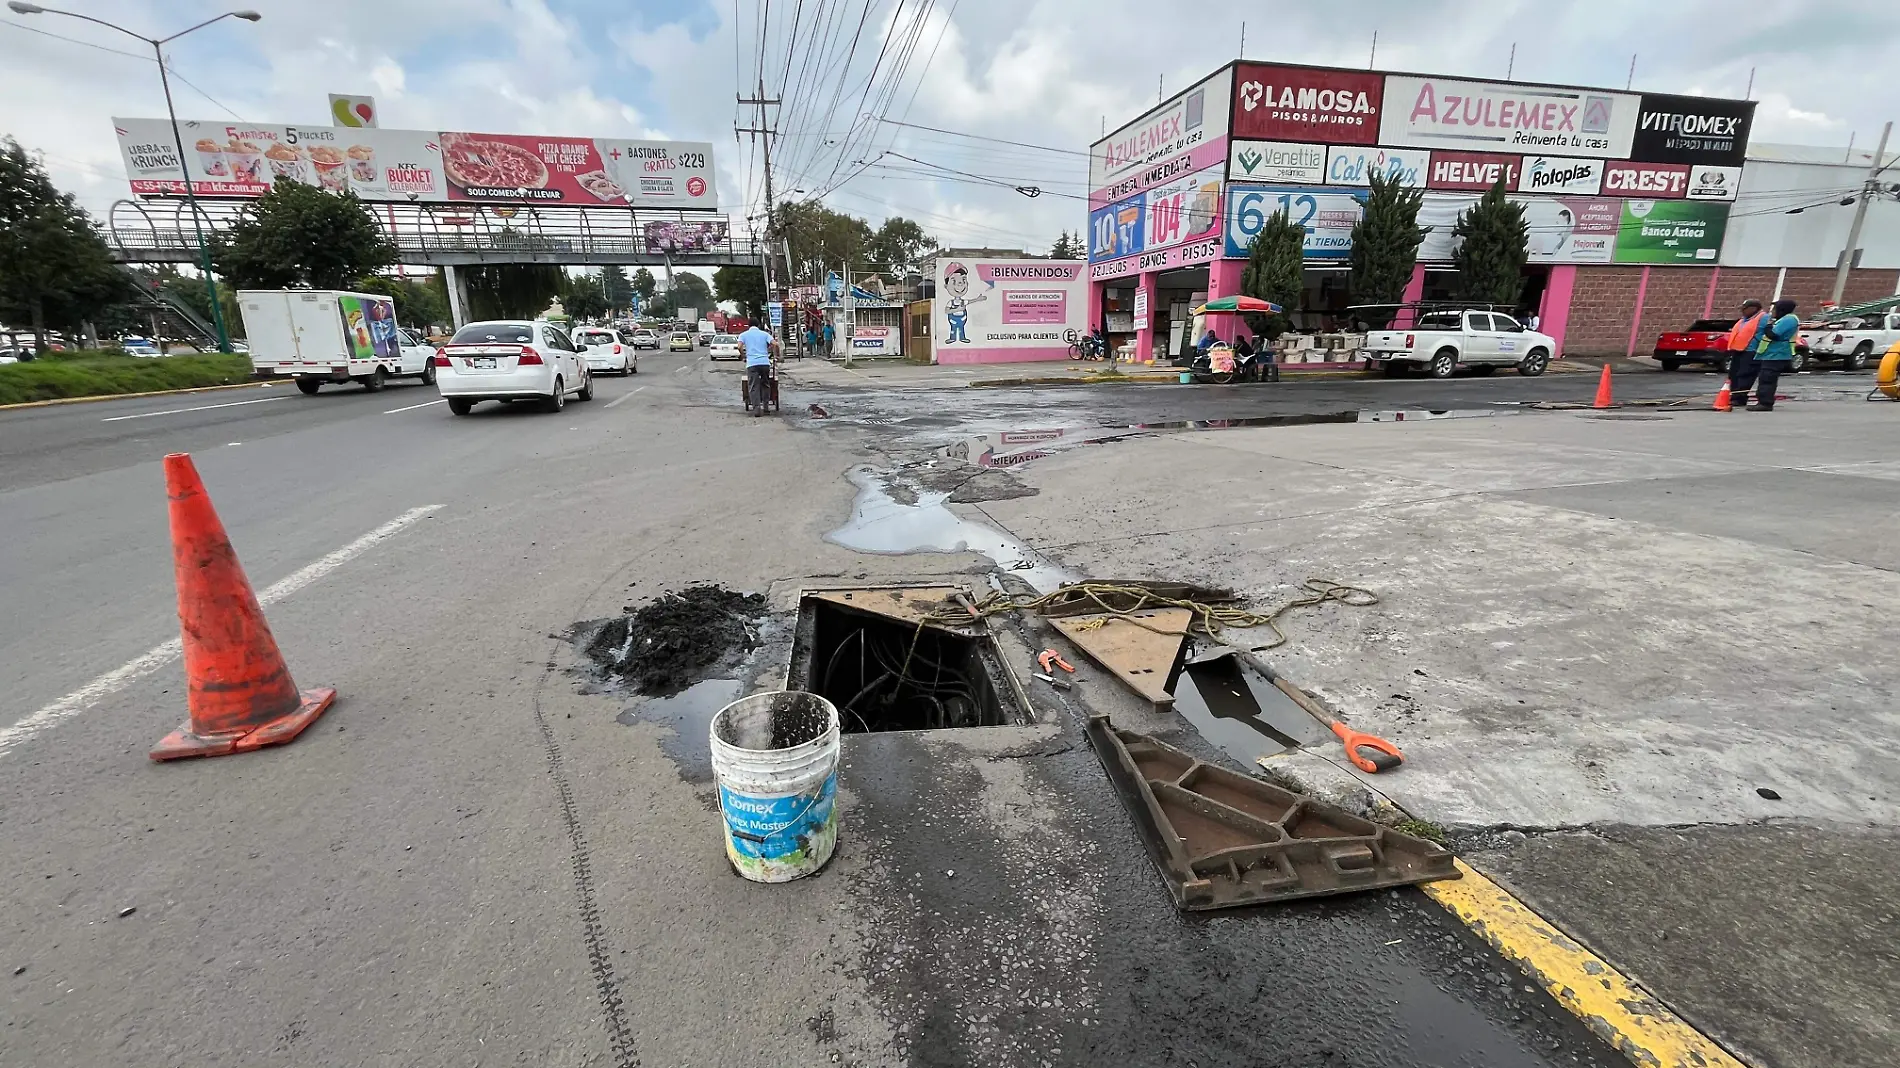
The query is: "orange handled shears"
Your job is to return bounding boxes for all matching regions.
[1330,720,1404,774]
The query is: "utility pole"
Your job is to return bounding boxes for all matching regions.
[1832,120,1893,307]
[736,79,782,345]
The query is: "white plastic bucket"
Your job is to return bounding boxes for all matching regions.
[709,690,841,883]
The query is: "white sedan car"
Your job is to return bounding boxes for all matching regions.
[573,327,636,375]
[434,320,593,415]
[708,334,743,360]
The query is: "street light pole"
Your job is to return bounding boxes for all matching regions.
[1831,120,1893,308]
[7,4,260,354]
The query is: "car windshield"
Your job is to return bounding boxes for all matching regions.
[451,323,533,344]
[1688,319,1736,332]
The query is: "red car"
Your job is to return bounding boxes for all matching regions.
[1652,319,1736,371]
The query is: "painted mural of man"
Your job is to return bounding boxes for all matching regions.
[942,262,988,344]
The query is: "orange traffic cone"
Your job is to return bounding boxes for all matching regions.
[150,453,335,761]
[1713,382,1733,411]
[1592,363,1615,409]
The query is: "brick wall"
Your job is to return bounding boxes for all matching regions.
[1561,266,1900,356]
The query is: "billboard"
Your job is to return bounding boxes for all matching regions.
[1089,68,1232,204]
[1378,77,1641,158]
[1231,64,1384,146]
[932,258,1088,364]
[1324,145,1428,187]
[112,118,718,208]
[643,220,730,253]
[1632,93,1754,167]
[1415,193,1619,264]
[1224,185,1368,260]
[1517,155,1605,196]
[1088,194,1147,261]
[1602,160,1690,198]
[1427,151,1522,191]
[1142,163,1223,256]
[1612,200,1729,263]
[1228,140,1326,184]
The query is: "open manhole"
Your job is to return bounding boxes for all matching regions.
[787,588,1031,733]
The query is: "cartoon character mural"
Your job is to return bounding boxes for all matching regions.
[941,261,988,344]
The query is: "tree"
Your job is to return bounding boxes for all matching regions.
[1048,230,1083,259]
[1348,171,1431,329]
[0,139,120,355]
[775,201,874,283]
[669,272,713,316]
[599,265,632,314]
[713,265,767,319]
[1240,208,1305,340]
[867,216,938,273]
[1451,180,1530,306]
[561,273,609,322]
[462,264,563,321]
[630,267,656,307]
[210,180,395,291]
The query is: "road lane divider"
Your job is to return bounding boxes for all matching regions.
[605,386,646,409]
[0,502,444,760]
[383,399,446,414]
[100,396,287,422]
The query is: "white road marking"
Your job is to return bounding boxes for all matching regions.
[101,396,286,422]
[673,365,689,372]
[0,504,444,760]
[383,399,446,414]
[604,386,646,409]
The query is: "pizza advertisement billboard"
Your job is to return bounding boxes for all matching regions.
[112,119,717,208]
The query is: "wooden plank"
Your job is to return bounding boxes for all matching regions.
[1052,609,1192,707]
[805,586,977,633]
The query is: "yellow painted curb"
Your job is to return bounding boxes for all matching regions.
[1424,859,1749,1068]
[0,378,282,412]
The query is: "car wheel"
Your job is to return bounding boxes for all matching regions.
[1429,350,1458,378]
[1846,342,1872,371]
[1472,364,1497,376]
[362,367,387,392]
[1659,359,1681,372]
[1791,350,1810,373]
[295,378,322,395]
[577,370,595,401]
[447,398,473,416]
[1517,349,1550,377]
[544,378,566,413]
[421,361,436,386]
[629,360,639,375]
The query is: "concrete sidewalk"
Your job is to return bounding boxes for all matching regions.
[967,395,1900,1068]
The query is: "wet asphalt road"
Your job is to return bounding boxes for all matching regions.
[1,358,1651,1066]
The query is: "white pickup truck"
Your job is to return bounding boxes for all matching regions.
[1364,309,1556,378]
[1799,309,1900,371]
[239,289,438,394]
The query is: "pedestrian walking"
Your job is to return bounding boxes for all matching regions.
[1744,299,1801,412]
[1723,299,1769,408]
[821,320,836,356]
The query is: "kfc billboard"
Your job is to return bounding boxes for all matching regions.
[1231,64,1384,146]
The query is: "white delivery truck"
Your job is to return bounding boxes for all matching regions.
[238,289,438,394]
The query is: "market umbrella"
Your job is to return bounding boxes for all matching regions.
[1191,296,1281,315]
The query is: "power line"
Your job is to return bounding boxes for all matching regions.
[875,117,1091,157]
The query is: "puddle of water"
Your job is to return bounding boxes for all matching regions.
[616,677,743,782]
[1170,652,1331,767]
[824,468,1074,593]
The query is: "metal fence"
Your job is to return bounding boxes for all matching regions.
[106,198,765,267]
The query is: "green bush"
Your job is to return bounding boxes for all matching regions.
[0,352,257,405]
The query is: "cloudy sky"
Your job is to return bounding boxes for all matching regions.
[2,0,1893,257]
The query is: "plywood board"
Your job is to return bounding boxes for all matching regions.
[1051,608,1192,707]
[806,586,978,634]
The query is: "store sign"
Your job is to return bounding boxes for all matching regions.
[933,257,1089,363]
[1613,200,1729,263]
[1223,184,1367,260]
[1324,145,1428,187]
[1517,155,1604,195]
[1379,76,1640,158]
[1418,192,1619,264]
[1685,165,1741,201]
[1632,93,1754,167]
[1142,164,1223,255]
[111,117,718,208]
[1087,192,1147,262]
[1426,151,1521,191]
[1089,68,1233,193]
[1228,140,1326,183]
[1087,234,1224,281]
[1601,160,1689,198]
[1231,64,1384,145]
[1132,288,1149,329]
